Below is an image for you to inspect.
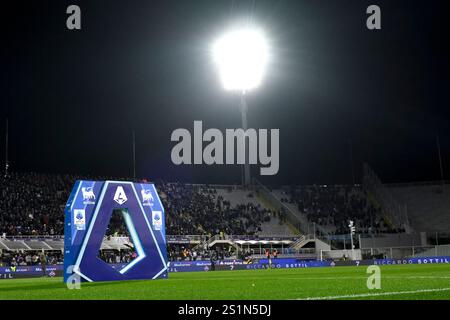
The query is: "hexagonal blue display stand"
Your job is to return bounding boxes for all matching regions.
[63,180,168,283]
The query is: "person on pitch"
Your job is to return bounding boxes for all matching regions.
[265,249,272,269]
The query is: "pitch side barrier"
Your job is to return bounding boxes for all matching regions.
[0,265,64,279]
[167,256,450,272]
[2,256,449,280]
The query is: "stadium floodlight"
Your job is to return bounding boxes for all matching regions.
[212,27,268,92]
[212,26,269,187]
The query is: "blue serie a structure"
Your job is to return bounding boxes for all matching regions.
[63,180,168,283]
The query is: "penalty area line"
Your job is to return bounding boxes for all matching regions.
[300,287,450,300]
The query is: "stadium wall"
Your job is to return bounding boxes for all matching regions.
[320,249,362,261]
[360,233,425,248]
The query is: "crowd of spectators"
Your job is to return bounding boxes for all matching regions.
[0,173,278,238]
[159,182,276,236]
[0,172,74,236]
[0,250,63,267]
[98,249,137,264]
[279,185,404,235]
[167,243,235,262]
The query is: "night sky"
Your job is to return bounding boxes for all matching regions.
[1,0,449,185]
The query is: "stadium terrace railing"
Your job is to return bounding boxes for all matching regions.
[1,235,209,247]
[1,235,64,240]
[363,163,410,230]
[253,179,315,236]
[165,235,209,244]
[250,249,317,260]
[222,235,300,241]
[164,182,245,191]
[186,234,293,255]
[383,180,450,188]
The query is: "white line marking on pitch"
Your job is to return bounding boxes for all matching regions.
[301,287,450,300]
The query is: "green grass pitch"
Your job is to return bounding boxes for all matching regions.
[1,264,449,300]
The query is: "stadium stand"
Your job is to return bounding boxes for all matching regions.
[0,172,72,236]
[1,171,450,266]
[272,184,396,235]
[0,172,295,263]
[158,182,290,236]
[213,186,294,236]
[388,183,450,233]
[0,173,287,237]
[362,163,411,231]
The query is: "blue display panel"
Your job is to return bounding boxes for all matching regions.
[63,180,168,283]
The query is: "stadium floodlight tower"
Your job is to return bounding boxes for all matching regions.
[212,26,268,187]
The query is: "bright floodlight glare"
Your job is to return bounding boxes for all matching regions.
[213,28,268,91]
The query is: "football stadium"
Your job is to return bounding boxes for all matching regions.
[1,0,450,309]
[1,173,450,300]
